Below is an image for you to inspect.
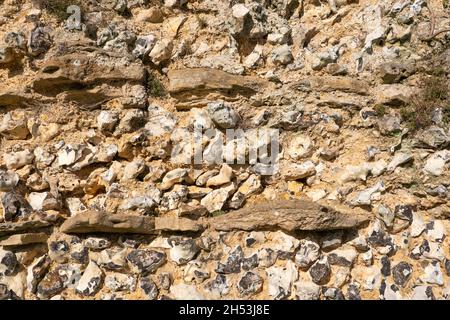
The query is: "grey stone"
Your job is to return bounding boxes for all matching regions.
[133,34,157,59]
[1,192,32,222]
[168,237,200,265]
[309,257,331,285]
[105,273,136,292]
[140,277,159,299]
[26,255,51,293]
[207,101,240,129]
[126,249,166,274]
[327,248,357,267]
[237,271,263,297]
[0,249,17,276]
[97,111,119,132]
[421,261,443,285]
[0,170,19,192]
[392,262,413,287]
[294,239,320,269]
[411,285,435,300]
[76,261,103,296]
[321,231,343,251]
[84,237,112,251]
[271,45,293,65]
[36,269,65,299]
[204,274,229,298]
[118,109,146,133]
[216,246,243,274]
[294,281,321,300]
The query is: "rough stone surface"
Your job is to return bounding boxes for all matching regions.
[0,0,448,301]
[208,200,370,232]
[60,211,156,234]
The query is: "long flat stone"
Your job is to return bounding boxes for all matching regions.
[0,89,34,107]
[0,233,48,246]
[60,211,156,234]
[0,220,52,236]
[167,68,267,108]
[208,199,371,232]
[155,216,204,232]
[33,52,145,95]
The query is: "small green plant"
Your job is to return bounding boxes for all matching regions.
[210,210,226,217]
[401,75,449,131]
[147,76,166,97]
[40,0,83,21]
[195,14,207,29]
[432,66,446,77]
[386,129,403,138]
[374,104,386,117]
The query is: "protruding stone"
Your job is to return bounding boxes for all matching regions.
[206,164,233,188]
[294,239,320,269]
[168,237,200,265]
[207,101,240,129]
[209,200,370,232]
[0,112,30,140]
[97,111,119,133]
[0,233,48,246]
[4,149,34,169]
[294,281,321,300]
[26,255,50,293]
[237,271,263,297]
[140,277,159,299]
[60,211,156,234]
[105,273,136,292]
[327,248,358,267]
[392,262,413,287]
[149,39,173,65]
[126,249,166,274]
[266,260,298,300]
[136,8,164,23]
[309,257,331,285]
[76,261,103,296]
[0,170,19,192]
[0,249,17,276]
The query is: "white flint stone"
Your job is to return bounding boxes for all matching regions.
[294,281,321,300]
[232,4,250,19]
[423,150,449,176]
[387,152,413,172]
[410,212,426,237]
[170,284,204,300]
[76,261,103,296]
[4,149,34,169]
[421,261,444,286]
[266,260,298,300]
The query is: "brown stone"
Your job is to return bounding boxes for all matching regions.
[136,8,164,23]
[0,220,52,236]
[0,88,34,107]
[0,232,48,246]
[167,68,267,109]
[155,216,204,232]
[33,52,145,96]
[373,84,413,106]
[208,199,371,232]
[60,211,156,234]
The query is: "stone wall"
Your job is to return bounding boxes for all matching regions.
[0,0,449,300]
